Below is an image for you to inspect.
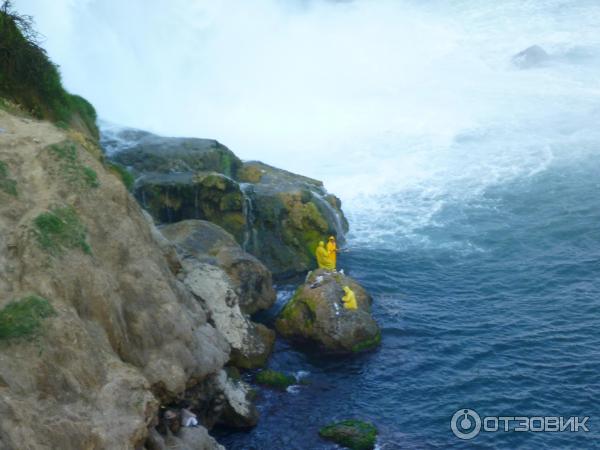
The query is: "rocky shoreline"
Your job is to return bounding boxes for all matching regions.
[0,105,380,449]
[0,10,379,446]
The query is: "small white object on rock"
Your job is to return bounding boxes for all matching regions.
[181,408,198,427]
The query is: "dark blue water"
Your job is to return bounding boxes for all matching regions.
[217,154,600,449]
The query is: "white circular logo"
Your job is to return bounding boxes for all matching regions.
[451,409,481,440]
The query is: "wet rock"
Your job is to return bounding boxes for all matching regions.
[135,172,246,242]
[240,161,348,278]
[255,369,296,390]
[105,126,349,278]
[512,45,550,69]
[215,370,259,428]
[105,128,242,178]
[319,420,378,450]
[275,269,381,353]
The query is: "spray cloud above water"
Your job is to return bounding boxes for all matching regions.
[13,0,600,244]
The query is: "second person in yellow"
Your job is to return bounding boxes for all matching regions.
[316,241,335,270]
[326,236,338,269]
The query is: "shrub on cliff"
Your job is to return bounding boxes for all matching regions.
[0,1,98,138]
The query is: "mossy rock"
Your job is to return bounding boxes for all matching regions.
[107,129,242,178]
[275,270,380,354]
[319,420,377,450]
[134,172,246,242]
[237,163,264,183]
[0,295,56,341]
[255,369,296,390]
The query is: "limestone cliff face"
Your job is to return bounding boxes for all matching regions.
[0,110,232,449]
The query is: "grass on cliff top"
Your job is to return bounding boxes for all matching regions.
[49,142,99,189]
[0,160,17,196]
[0,295,55,341]
[0,2,98,137]
[33,206,92,256]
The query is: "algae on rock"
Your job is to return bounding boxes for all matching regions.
[276,269,381,354]
[319,419,378,450]
[255,369,296,390]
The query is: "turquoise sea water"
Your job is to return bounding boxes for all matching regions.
[217,150,600,449]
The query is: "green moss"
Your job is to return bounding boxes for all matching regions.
[319,420,378,450]
[107,162,135,190]
[0,295,56,341]
[82,166,99,188]
[0,160,17,196]
[255,369,296,390]
[33,206,91,256]
[0,5,97,136]
[237,164,263,183]
[276,289,318,337]
[351,331,381,353]
[48,141,100,189]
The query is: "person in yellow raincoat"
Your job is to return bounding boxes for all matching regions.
[316,241,335,270]
[341,286,357,310]
[326,236,338,269]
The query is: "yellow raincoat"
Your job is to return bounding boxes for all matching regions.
[342,286,358,310]
[326,236,338,269]
[316,241,335,270]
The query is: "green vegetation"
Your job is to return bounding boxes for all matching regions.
[0,160,17,196]
[49,141,99,189]
[255,369,296,390]
[107,162,135,190]
[82,165,99,188]
[33,206,91,255]
[319,420,378,450]
[352,331,381,353]
[0,295,55,341]
[0,1,98,137]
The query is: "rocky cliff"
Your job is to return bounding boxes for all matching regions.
[102,127,349,278]
[0,108,259,450]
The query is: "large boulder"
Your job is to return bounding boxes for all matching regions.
[160,220,276,315]
[103,128,242,178]
[103,127,349,278]
[275,269,380,353]
[239,161,348,277]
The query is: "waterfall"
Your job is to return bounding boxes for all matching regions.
[311,192,346,244]
[240,183,257,252]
